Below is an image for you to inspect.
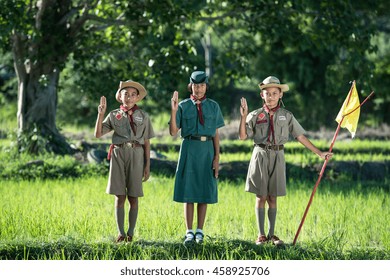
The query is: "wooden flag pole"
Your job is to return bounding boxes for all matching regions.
[292,85,374,246]
[292,122,342,246]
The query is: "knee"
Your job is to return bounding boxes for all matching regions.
[128,196,138,208]
[267,196,277,207]
[115,195,126,207]
[256,195,267,207]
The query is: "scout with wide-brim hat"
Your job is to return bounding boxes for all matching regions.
[115,80,147,102]
[259,76,289,92]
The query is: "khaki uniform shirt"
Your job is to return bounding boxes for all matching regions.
[102,108,155,144]
[246,107,305,144]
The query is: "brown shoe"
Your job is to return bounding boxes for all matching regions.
[126,235,133,242]
[268,235,284,246]
[115,235,126,243]
[255,235,268,245]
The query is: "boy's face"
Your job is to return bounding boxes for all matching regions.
[120,87,139,106]
[191,83,207,98]
[260,87,283,109]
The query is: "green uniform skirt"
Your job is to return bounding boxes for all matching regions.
[173,138,217,203]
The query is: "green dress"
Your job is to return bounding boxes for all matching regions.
[173,98,225,203]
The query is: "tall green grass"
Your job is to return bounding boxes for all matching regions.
[0,176,388,260]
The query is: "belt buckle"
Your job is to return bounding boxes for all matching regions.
[265,144,272,151]
[200,136,207,141]
[125,142,136,148]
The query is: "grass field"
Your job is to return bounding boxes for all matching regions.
[0,113,389,260]
[0,174,389,260]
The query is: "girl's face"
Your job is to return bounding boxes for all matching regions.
[191,83,207,98]
[260,87,283,109]
[120,87,139,106]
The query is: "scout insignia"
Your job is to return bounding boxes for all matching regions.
[279,116,286,121]
[258,113,265,120]
[256,112,267,124]
[115,113,122,120]
[134,116,143,122]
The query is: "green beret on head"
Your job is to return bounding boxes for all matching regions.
[190,71,208,84]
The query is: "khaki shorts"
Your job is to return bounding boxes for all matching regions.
[245,146,286,197]
[106,145,144,197]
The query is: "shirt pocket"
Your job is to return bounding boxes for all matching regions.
[275,119,289,142]
[113,117,130,137]
[254,122,269,142]
[203,112,216,130]
[182,111,197,130]
[134,118,146,136]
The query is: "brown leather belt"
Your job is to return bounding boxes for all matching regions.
[184,135,212,141]
[115,142,142,148]
[255,143,284,151]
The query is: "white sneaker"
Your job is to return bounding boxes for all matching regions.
[195,231,204,244]
[183,232,195,246]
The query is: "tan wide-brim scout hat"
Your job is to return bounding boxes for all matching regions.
[259,76,289,92]
[115,80,147,102]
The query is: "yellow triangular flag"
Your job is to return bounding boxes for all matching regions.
[335,82,360,138]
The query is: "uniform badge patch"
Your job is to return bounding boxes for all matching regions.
[115,113,122,120]
[256,113,267,124]
[279,116,286,121]
[134,116,143,122]
[258,113,266,120]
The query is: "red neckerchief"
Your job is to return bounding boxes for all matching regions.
[263,104,280,144]
[120,104,139,135]
[190,94,206,125]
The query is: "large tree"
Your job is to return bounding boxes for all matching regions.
[0,0,200,154]
[0,0,384,154]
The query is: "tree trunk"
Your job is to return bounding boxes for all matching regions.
[10,0,77,155]
[16,66,73,154]
[13,33,73,155]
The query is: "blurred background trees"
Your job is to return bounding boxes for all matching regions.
[0,0,389,154]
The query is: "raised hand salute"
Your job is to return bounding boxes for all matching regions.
[98,96,107,115]
[240,97,248,116]
[171,91,179,111]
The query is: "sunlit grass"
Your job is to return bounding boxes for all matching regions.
[0,176,389,260]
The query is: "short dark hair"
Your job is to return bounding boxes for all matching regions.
[187,83,210,93]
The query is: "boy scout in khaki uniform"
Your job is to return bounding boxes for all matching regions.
[239,76,332,245]
[95,80,155,242]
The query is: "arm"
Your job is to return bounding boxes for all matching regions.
[143,138,151,182]
[169,91,180,136]
[238,97,248,140]
[296,134,333,160]
[94,96,107,138]
[212,129,220,178]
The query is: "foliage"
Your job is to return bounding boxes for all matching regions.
[0,147,108,180]
[0,0,389,153]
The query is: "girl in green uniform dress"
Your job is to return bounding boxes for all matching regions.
[239,76,332,246]
[169,71,225,245]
